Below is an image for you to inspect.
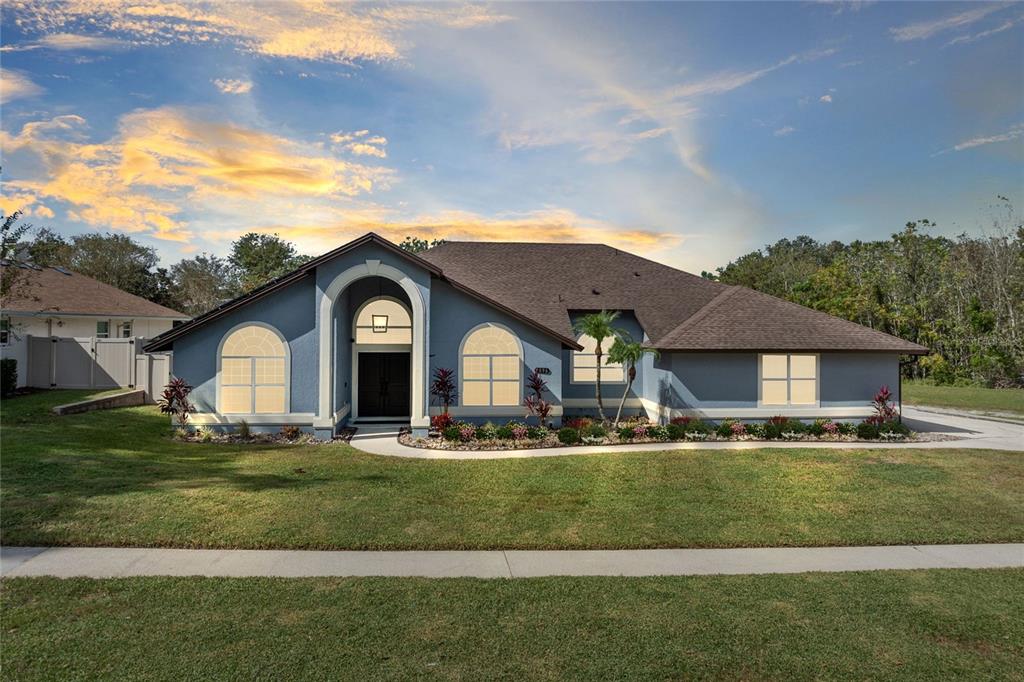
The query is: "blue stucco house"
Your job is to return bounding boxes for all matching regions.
[145,233,928,438]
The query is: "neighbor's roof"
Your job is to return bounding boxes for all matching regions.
[0,263,187,319]
[420,241,929,354]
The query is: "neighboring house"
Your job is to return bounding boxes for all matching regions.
[145,233,927,437]
[1,263,188,387]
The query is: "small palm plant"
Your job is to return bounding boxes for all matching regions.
[572,310,623,422]
[607,336,660,427]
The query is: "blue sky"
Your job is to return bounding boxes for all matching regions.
[1,1,1021,273]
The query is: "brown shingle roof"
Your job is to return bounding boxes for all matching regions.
[420,241,929,355]
[1,264,187,319]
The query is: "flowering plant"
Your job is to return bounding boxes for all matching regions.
[823,421,839,435]
[431,413,455,432]
[511,424,529,440]
[632,425,648,439]
[458,424,476,441]
[730,422,747,436]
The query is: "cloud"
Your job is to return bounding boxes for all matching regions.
[819,94,833,103]
[212,207,683,256]
[1,108,393,241]
[0,32,124,52]
[933,123,1024,155]
[212,78,253,95]
[890,4,1009,42]
[839,60,863,68]
[0,70,45,104]
[945,14,1023,47]
[5,1,513,64]
[773,126,796,137]
[331,129,387,158]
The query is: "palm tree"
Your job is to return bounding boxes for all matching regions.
[572,310,623,421]
[607,336,660,427]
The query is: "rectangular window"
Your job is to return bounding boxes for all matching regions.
[572,335,625,383]
[0,318,9,345]
[119,321,133,338]
[96,321,110,338]
[462,355,520,406]
[760,354,818,406]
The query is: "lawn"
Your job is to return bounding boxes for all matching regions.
[903,380,1024,416]
[1,390,1022,550]
[3,569,1022,680]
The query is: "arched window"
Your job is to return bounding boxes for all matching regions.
[461,325,521,406]
[219,325,288,414]
[572,334,624,383]
[354,297,412,344]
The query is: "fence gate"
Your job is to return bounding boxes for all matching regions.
[24,336,169,401]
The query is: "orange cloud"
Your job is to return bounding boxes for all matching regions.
[0,69,44,104]
[212,208,683,256]
[8,1,513,64]
[1,108,392,241]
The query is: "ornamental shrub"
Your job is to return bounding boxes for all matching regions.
[617,426,636,440]
[583,423,607,439]
[475,422,497,440]
[836,421,857,436]
[669,416,692,426]
[563,417,593,430]
[745,422,766,438]
[857,421,880,440]
[716,419,738,438]
[0,359,16,397]
[558,427,581,445]
[431,413,455,432]
[443,425,463,441]
[822,420,839,436]
[666,423,686,440]
[647,425,669,441]
[526,426,545,439]
[510,423,529,440]
[632,424,649,439]
[684,419,712,435]
[495,425,515,440]
[879,421,911,437]
[807,419,828,437]
[730,421,747,437]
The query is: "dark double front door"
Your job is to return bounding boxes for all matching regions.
[357,352,410,418]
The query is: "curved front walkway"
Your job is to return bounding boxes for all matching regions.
[349,406,1024,460]
[3,544,1022,579]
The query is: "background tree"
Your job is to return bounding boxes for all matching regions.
[229,232,311,293]
[398,236,447,254]
[1,211,37,307]
[572,310,624,421]
[170,254,232,317]
[606,336,660,427]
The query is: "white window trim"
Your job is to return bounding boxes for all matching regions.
[757,353,820,408]
[458,322,524,408]
[352,295,413,343]
[570,334,626,385]
[216,321,291,416]
[0,317,10,346]
[95,320,111,339]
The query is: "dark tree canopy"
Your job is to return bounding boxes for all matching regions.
[228,232,311,294]
[398,236,447,254]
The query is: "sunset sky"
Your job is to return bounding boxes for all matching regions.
[1,1,1021,273]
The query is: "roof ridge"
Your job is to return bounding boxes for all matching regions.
[656,285,739,343]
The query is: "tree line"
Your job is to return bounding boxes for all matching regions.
[707,198,1023,388]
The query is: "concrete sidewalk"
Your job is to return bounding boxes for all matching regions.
[3,544,1021,579]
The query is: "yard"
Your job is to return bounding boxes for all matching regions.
[2,391,1022,550]
[3,569,1022,679]
[903,380,1024,416]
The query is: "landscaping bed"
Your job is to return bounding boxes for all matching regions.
[402,414,927,451]
[173,425,355,445]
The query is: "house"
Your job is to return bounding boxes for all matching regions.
[1,263,188,387]
[144,233,928,437]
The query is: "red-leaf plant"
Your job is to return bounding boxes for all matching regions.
[524,368,553,428]
[157,377,196,427]
[429,367,457,415]
[866,384,899,425]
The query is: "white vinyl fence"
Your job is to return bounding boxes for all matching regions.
[25,336,171,402]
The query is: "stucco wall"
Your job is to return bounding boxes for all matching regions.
[561,311,643,401]
[820,353,900,406]
[429,280,564,414]
[172,277,318,414]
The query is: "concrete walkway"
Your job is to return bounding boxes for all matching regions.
[350,406,1024,460]
[2,544,1021,579]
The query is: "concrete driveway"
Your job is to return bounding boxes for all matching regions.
[349,405,1024,460]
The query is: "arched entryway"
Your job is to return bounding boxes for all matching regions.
[316,260,428,432]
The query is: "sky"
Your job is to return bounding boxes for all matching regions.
[1,1,1022,274]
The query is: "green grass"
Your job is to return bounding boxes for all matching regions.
[904,380,1024,416]
[3,570,1022,680]
[2,390,1023,550]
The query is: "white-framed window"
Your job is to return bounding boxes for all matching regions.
[354,297,412,344]
[572,334,624,383]
[460,324,522,407]
[119,321,133,338]
[96,320,110,338]
[219,325,288,414]
[0,317,10,346]
[760,353,818,406]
